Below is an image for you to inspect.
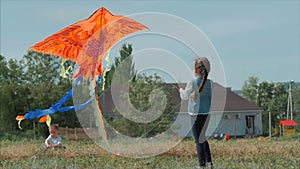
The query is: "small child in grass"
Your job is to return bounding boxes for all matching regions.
[45,124,65,149]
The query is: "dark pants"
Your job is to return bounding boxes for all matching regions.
[191,114,213,167]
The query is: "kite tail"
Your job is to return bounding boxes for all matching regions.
[16,77,91,129]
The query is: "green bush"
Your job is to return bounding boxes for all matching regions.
[0,131,25,141]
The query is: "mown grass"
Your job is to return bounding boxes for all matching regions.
[1,134,299,169]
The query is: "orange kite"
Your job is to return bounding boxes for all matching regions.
[29,7,148,79]
[20,7,148,138]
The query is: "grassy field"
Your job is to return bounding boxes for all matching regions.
[1,134,300,169]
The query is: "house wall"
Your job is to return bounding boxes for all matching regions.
[214,113,245,136]
[213,111,263,136]
[254,112,263,135]
[174,111,263,138]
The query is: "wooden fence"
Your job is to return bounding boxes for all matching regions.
[59,127,100,140]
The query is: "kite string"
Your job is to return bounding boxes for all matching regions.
[91,77,113,154]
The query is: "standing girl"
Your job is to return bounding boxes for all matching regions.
[179,57,213,168]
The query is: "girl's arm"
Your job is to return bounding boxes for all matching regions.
[179,80,194,100]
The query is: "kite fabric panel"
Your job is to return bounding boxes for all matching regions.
[29,7,148,79]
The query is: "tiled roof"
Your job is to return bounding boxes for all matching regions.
[213,83,262,111]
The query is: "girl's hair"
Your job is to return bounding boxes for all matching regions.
[195,57,210,93]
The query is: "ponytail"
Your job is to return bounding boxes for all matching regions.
[198,69,208,93]
[194,57,210,93]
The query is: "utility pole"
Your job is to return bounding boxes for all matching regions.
[269,84,276,140]
[287,80,294,120]
[269,111,271,139]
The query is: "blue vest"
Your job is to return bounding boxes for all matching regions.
[195,78,212,114]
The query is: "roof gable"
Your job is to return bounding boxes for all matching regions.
[214,83,263,111]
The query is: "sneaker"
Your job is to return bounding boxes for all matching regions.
[206,162,213,169]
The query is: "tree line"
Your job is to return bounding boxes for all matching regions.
[0,51,78,139]
[0,44,177,140]
[1,46,299,139]
[242,76,300,134]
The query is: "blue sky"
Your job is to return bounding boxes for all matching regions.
[1,0,299,90]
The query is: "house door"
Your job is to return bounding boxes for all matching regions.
[246,116,255,135]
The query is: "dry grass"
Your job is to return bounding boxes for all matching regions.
[164,138,300,159]
[1,137,299,160]
[1,134,300,169]
[0,140,108,160]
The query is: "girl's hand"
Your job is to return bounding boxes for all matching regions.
[190,92,198,100]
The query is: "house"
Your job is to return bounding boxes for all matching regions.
[175,83,263,138]
[214,84,263,137]
[98,82,263,138]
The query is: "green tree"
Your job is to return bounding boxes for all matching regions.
[0,52,79,138]
[294,86,300,112]
[103,44,176,137]
[102,43,135,89]
[293,86,300,131]
[241,76,259,104]
[109,74,176,138]
[20,51,78,131]
[242,76,287,134]
[0,55,10,85]
[0,56,27,135]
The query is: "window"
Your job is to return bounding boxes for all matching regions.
[235,113,241,119]
[224,114,231,119]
